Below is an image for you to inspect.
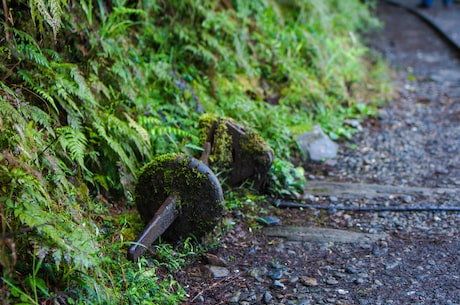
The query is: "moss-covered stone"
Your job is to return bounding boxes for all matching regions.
[198,114,274,190]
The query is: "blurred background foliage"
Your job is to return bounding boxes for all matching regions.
[0,0,390,303]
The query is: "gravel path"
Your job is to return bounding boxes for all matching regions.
[174,3,460,304]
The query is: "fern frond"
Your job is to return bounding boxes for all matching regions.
[92,119,136,175]
[69,66,98,107]
[19,104,56,137]
[124,112,150,145]
[184,44,217,65]
[106,113,150,159]
[138,115,162,127]
[17,70,58,113]
[149,126,199,142]
[12,29,50,67]
[30,0,64,40]
[57,126,88,170]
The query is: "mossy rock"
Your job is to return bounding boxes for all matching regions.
[199,114,274,190]
[134,154,224,241]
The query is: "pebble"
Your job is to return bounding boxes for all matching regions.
[248,267,267,282]
[269,268,283,280]
[205,265,230,279]
[227,291,241,303]
[263,291,273,303]
[301,277,318,287]
[256,216,281,226]
[272,280,285,289]
[326,277,339,285]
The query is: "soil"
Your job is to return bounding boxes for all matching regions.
[163,2,460,304]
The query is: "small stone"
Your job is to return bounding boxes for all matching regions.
[272,280,285,289]
[227,290,241,303]
[372,245,381,256]
[337,289,349,295]
[263,291,273,303]
[301,277,318,287]
[246,245,259,255]
[345,266,358,274]
[304,194,316,202]
[401,195,412,203]
[256,216,281,226]
[385,261,400,270]
[289,276,299,284]
[334,272,347,279]
[195,295,205,303]
[354,278,365,284]
[297,125,339,161]
[204,265,230,279]
[326,277,339,285]
[269,268,283,280]
[268,269,283,280]
[248,267,267,282]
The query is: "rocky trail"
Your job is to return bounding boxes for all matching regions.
[171,2,460,304]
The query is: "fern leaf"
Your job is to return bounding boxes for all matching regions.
[92,120,137,175]
[149,126,199,142]
[124,112,150,145]
[17,70,58,113]
[57,126,87,170]
[12,29,50,67]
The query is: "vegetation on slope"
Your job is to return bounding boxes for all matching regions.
[0,0,389,303]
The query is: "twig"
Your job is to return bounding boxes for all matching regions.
[2,0,13,41]
[274,200,460,212]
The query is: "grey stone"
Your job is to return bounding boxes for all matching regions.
[297,299,311,305]
[256,216,281,227]
[227,290,241,303]
[263,291,273,303]
[326,277,339,285]
[297,125,338,161]
[247,267,267,282]
[205,265,230,279]
[269,268,283,280]
[272,280,285,289]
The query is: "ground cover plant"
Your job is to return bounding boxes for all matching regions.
[0,0,390,303]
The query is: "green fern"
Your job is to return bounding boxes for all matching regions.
[12,29,50,67]
[29,0,65,39]
[56,126,88,172]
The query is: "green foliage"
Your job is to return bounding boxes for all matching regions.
[268,159,307,198]
[0,0,390,303]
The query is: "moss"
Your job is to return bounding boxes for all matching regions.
[239,130,274,167]
[134,153,223,241]
[197,113,217,144]
[198,114,234,170]
[198,114,274,189]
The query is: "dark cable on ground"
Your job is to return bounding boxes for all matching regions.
[274,200,460,212]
